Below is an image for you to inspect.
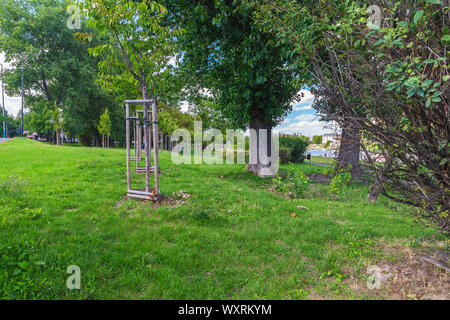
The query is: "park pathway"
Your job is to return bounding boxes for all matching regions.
[0,138,12,144]
[308,161,329,167]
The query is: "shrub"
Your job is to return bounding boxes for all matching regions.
[273,174,288,193]
[279,135,308,163]
[272,164,310,198]
[279,147,293,164]
[329,165,352,195]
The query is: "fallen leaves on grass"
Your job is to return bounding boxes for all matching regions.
[176,190,191,199]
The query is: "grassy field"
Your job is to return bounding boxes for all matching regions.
[309,156,334,164]
[0,139,445,300]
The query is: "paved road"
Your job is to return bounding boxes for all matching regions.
[0,138,12,144]
[306,161,329,167]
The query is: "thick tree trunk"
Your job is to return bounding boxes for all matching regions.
[337,125,362,177]
[248,114,276,177]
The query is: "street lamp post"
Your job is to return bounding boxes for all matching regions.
[20,67,24,138]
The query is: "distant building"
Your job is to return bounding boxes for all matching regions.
[322,134,339,148]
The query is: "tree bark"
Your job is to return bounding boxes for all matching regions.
[367,181,383,202]
[55,129,61,146]
[337,125,362,177]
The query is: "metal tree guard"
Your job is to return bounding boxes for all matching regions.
[125,99,160,201]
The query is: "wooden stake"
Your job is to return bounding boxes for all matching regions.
[152,100,160,194]
[144,102,150,193]
[126,103,131,191]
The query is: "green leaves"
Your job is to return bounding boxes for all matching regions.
[98,109,111,136]
[173,0,300,129]
[82,0,179,100]
[413,10,424,23]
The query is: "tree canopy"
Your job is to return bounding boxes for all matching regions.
[0,0,120,145]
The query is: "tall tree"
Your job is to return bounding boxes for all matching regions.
[78,0,182,103]
[251,0,449,234]
[0,0,116,146]
[165,0,301,176]
[249,0,365,176]
[98,108,111,148]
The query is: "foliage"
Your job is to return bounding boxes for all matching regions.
[250,0,449,235]
[168,0,300,129]
[273,163,310,198]
[165,0,301,175]
[279,135,309,163]
[78,0,182,102]
[97,109,111,148]
[97,109,111,137]
[0,241,50,299]
[312,135,323,145]
[329,165,353,196]
[0,0,119,145]
[157,102,196,136]
[279,147,293,164]
[188,97,232,134]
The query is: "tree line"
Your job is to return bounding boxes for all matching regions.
[0,0,447,234]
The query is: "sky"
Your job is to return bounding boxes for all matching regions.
[1,53,330,136]
[273,89,334,137]
[0,53,22,116]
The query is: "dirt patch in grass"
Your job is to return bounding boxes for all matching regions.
[116,190,192,209]
[307,173,331,183]
[347,241,450,300]
[154,194,190,208]
[374,243,449,300]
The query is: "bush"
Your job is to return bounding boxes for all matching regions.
[329,165,352,196]
[279,136,308,163]
[273,164,309,198]
[279,147,293,164]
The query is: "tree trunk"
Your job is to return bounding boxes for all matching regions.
[92,131,100,147]
[367,181,383,202]
[248,114,276,177]
[56,129,61,146]
[337,125,362,177]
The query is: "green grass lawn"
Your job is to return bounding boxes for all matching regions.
[310,156,334,164]
[0,139,441,299]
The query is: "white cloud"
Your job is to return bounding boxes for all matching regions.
[294,114,316,122]
[1,53,22,115]
[179,100,190,112]
[275,88,338,136]
[293,104,313,111]
[291,89,314,106]
[3,96,21,115]
[291,89,315,111]
[275,120,333,136]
